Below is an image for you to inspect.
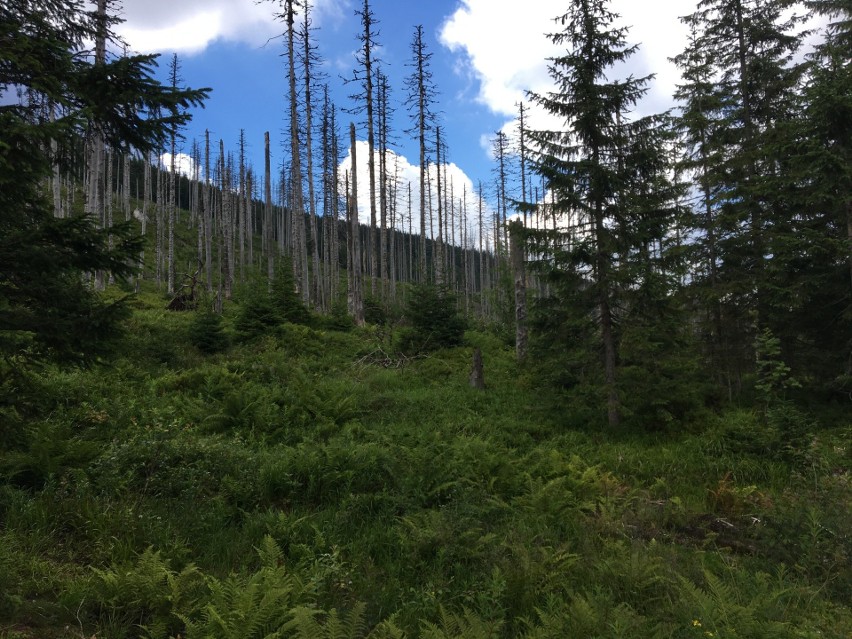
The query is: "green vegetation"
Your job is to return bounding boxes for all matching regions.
[2,0,850,637]
[0,295,849,638]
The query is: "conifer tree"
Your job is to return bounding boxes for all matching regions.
[672,22,727,377]
[527,0,656,428]
[676,0,806,391]
[404,25,439,282]
[348,0,380,295]
[0,0,207,370]
[781,0,852,387]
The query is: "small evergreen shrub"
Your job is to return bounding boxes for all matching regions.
[189,308,228,354]
[319,300,355,332]
[363,295,387,326]
[234,280,280,341]
[398,283,466,354]
[271,259,311,325]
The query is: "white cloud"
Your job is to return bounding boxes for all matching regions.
[439,0,692,121]
[160,152,197,178]
[113,0,350,55]
[338,141,494,247]
[439,0,558,117]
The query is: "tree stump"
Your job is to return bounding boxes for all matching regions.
[469,347,485,390]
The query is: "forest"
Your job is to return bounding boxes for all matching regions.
[0,0,850,637]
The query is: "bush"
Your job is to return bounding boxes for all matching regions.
[319,300,355,332]
[398,283,466,354]
[363,295,388,326]
[189,309,228,355]
[271,259,311,325]
[234,280,280,341]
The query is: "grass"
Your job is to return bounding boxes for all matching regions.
[0,290,850,638]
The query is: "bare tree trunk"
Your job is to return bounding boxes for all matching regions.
[348,123,364,324]
[204,131,213,290]
[50,104,62,218]
[219,140,233,299]
[594,201,620,429]
[301,4,322,307]
[378,69,389,300]
[167,155,175,295]
[510,220,527,362]
[478,181,485,317]
[105,146,114,285]
[408,182,414,285]
[155,157,164,287]
[238,130,246,282]
[88,0,107,289]
[247,169,254,270]
[122,149,130,222]
[285,0,308,301]
[469,347,485,389]
[265,131,274,283]
[435,127,444,286]
[389,156,398,300]
[331,108,340,305]
[140,151,151,284]
[362,3,378,297]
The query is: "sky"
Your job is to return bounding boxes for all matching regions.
[111,0,698,221]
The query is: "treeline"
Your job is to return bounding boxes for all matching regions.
[6,0,851,427]
[510,0,851,427]
[46,134,502,318]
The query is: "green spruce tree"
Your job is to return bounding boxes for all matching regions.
[0,0,208,374]
[526,0,676,428]
[674,0,806,396]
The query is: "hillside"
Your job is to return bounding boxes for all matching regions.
[1,293,850,638]
[3,0,851,636]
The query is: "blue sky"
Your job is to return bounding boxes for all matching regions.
[114,0,695,218]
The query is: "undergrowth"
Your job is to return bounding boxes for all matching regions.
[0,292,849,638]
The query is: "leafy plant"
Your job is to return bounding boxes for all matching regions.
[420,607,502,639]
[180,536,303,639]
[284,602,369,639]
[66,548,205,639]
[755,328,801,410]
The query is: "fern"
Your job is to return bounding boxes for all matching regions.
[420,606,502,639]
[367,619,408,639]
[284,602,368,639]
[69,547,204,639]
[678,567,797,638]
[180,536,302,639]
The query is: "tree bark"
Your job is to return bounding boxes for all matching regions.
[510,220,527,363]
[469,347,485,389]
[349,123,365,324]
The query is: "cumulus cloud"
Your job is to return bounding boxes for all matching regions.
[113,0,350,55]
[160,152,197,179]
[439,0,691,122]
[338,141,494,248]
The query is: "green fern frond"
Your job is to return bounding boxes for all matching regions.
[420,606,502,639]
[367,618,408,639]
[284,602,368,639]
[181,537,301,639]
